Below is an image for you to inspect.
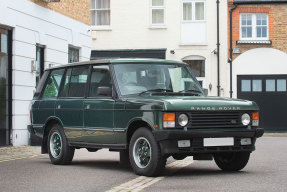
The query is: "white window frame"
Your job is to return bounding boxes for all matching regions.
[90,0,111,31]
[181,0,206,23]
[240,13,269,40]
[150,0,166,28]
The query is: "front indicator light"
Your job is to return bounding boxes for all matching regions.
[241,113,251,125]
[163,113,175,128]
[252,112,259,126]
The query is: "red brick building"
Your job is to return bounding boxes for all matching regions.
[228,0,287,131]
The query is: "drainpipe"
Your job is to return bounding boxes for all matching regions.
[216,0,220,97]
[229,4,238,98]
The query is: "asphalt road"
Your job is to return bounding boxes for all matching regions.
[0,136,286,192]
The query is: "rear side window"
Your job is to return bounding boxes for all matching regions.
[42,69,65,98]
[89,65,111,97]
[60,66,89,98]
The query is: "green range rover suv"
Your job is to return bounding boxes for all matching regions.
[28,59,264,176]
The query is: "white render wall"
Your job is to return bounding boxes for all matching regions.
[0,0,91,146]
[92,0,228,97]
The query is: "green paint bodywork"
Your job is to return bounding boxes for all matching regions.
[31,59,259,146]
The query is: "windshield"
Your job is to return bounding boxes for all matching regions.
[113,63,203,96]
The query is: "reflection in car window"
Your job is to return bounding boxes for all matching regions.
[60,66,89,98]
[113,64,202,96]
[42,69,65,98]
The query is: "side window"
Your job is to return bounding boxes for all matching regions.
[89,65,111,97]
[60,66,89,98]
[42,69,65,98]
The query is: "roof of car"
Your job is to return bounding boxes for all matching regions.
[46,58,187,71]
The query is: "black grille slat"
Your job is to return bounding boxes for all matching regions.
[188,111,246,129]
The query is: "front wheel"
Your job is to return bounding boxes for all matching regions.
[47,124,75,165]
[213,152,250,171]
[129,127,166,176]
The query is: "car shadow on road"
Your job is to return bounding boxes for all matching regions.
[70,160,133,173]
[163,166,252,177]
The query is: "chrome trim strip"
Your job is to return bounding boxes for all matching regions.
[64,127,126,132]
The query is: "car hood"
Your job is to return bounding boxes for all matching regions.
[124,96,259,111]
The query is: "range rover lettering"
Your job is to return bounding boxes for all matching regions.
[28,59,264,176]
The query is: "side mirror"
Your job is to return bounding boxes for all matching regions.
[97,86,112,97]
[203,88,208,96]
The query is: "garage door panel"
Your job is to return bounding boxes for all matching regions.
[238,75,287,131]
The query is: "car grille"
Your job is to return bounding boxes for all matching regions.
[183,112,247,129]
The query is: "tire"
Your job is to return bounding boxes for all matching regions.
[47,124,75,165]
[172,154,187,160]
[213,152,250,171]
[129,127,166,177]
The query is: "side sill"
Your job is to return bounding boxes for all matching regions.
[69,142,127,150]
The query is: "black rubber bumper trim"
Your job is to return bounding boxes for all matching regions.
[153,128,264,142]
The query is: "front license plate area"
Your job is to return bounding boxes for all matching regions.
[203,137,234,147]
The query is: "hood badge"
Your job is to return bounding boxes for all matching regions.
[191,107,241,111]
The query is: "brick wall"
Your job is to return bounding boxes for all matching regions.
[228,0,287,60]
[30,0,90,25]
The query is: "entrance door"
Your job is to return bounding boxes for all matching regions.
[0,27,11,146]
[237,75,287,131]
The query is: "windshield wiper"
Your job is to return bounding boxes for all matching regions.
[177,89,202,95]
[139,89,173,95]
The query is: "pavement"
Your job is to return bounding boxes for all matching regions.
[0,145,41,162]
[0,135,287,192]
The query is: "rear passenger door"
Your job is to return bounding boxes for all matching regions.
[83,65,115,144]
[56,66,90,143]
[35,69,64,127]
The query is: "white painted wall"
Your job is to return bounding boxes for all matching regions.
[232,48,287,97]
[0,0,91,146]
[92,0,228,97]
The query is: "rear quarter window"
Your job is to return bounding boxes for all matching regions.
[33,71,49,99]
[42,69,65,99]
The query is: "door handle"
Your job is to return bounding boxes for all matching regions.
[57,105,61,109]
[85,104,90,110]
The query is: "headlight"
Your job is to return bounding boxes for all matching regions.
[241,113,251,125]
[178,114,189,126]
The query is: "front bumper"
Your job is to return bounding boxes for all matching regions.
[153,128,264,156]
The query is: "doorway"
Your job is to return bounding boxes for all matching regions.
[0,26,12,146]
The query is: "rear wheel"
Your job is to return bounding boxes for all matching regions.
[213,152,250,171]
[129,127,166,176]
[47,124,75,165]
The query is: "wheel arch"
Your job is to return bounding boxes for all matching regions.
[126,119,153,145]
[41,117,63,154]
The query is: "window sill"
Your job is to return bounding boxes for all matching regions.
[179,43,208,46]
[149,25,167,29]
[237,40,272,45]
[91,26,112,31]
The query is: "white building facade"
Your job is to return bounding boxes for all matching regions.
[91,0,229,96]
[0,0,91,146]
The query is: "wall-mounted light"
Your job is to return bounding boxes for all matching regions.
[233,48,241,54]
[170,50,175,54]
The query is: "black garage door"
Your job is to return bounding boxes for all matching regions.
[238,75,287,131]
